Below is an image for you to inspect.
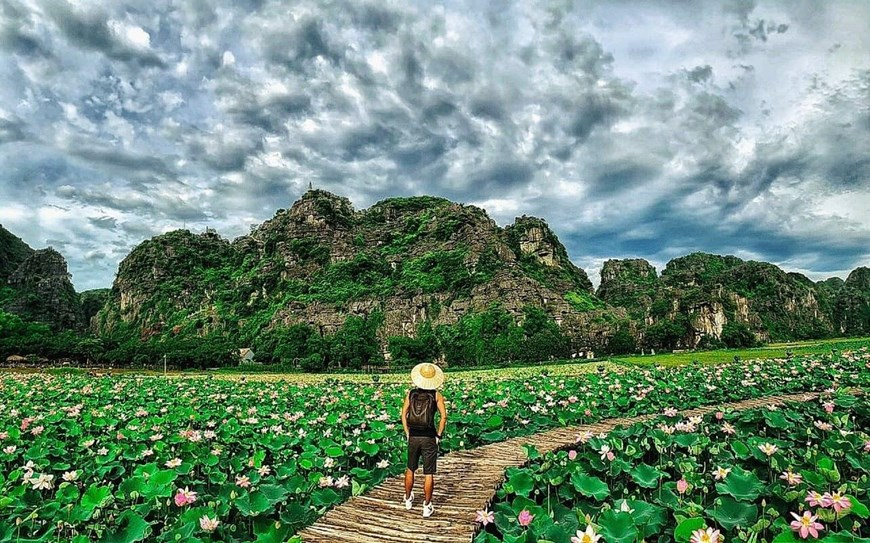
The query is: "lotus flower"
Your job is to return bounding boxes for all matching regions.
[568,450,578,460]
[165,457,182,468]
[824,492,851,513]
[713,467,731,481]
[779,470,802,486]
[517,509,534,527]
[690,527,721,543]
[199,515,220,532]
[790,511,823,539]
[806,491,830,508]
[174,487,198,507]
[572,525,601,543]
[476,509,494,526]
[758,443,778,456]
[676,478,689,494]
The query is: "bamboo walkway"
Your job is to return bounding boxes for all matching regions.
[298,390,831,543]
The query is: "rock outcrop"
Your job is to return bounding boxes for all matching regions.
[96,190,617,351]
[834,267,870,335]
[5,248,83,330]
[0,224,34,282]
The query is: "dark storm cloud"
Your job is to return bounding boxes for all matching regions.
[0,0,868,290]
[44,1,165,68]
[88,216,118,230]
[67,144,173,178]
[0,116,26,143]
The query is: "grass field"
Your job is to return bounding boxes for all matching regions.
[610,336,870,366]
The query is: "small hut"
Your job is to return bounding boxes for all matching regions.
[5,355,27,364]
[238,348,256,364]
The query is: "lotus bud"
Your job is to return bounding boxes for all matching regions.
[129,491,139,500]
[230,490,237,500]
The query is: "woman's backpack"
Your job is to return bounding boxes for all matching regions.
[406,389,436,429]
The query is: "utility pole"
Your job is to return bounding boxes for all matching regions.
[163,354,167,376]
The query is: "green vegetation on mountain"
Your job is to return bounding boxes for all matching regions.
[1,191,868,369]
[0,224,34,281]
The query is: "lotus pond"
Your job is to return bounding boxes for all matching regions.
[477,392,869,543]
[0,349,868,542]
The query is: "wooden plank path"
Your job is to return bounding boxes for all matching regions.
[298,390,828,543]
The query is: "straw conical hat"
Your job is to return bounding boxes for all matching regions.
[410,362,444,390]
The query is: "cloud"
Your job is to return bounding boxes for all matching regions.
[44,1,165,68]
[0,0,867,291]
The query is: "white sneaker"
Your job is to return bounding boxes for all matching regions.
[403,491,414,510]
[422,501,434,518]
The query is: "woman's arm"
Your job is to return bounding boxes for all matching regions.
[435,391,447,438]
[401,392,410,438]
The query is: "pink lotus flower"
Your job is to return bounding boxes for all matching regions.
[676,478,689,494]
[721,422,736,435]
[790,511,823,539]
[806,491,830,508]
[476,509,494,526]
[199,515,219,532]
[715,411,724,421]
[517,509,534,527]
[663,407,678,417]
[822,402,834,413]
[606,451,615,461]
[568,450,578,460]
[690,527,721,543]
[824,492,851,513]
[864,440,870,452]
[174,487,198,507]
[779,470,803,486]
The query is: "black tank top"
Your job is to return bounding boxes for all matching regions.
[407,388,438,437]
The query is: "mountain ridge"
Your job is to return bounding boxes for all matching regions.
[2,191,869,367]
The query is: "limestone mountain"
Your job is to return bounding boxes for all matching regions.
[833,267,870,335]
[597,253,836,348]
[96,190,617,353]
[0,224,34,282]
[3,248,83,330]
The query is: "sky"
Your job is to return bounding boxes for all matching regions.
[0,0,868,291]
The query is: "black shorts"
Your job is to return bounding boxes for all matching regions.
[407,436,438,474]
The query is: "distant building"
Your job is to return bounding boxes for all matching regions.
[238,348,256,364]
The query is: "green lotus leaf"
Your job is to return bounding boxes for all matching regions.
[324,445,344,457]
[102,510,150,543]
[259,484,289,505]
[708,497,758,531]
[506,470,535,497]
[715,467,765,501]
[630,463,666,488]
[81,484,113,514]
[486,415,504,428]
[674,517,706,543]
[571,473,609,501]
[598,510,638,543]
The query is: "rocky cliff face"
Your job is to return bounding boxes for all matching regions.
[4,248,83,330]
[91,191,866,354]
[0,224,34,282]
[597,259,658,320]
[96,229,236,336]
[834,267,870,335]
[98,190,617,351]
[597,253,835,348]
